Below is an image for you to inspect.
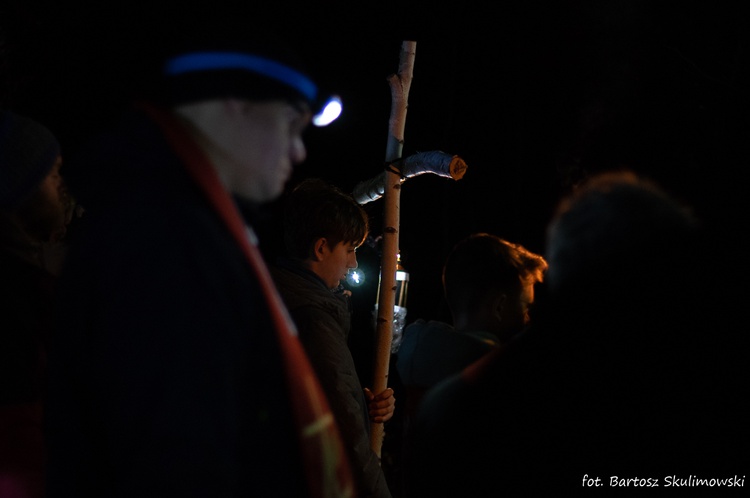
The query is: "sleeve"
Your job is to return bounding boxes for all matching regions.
[45,214,304,498]
[291,305,392,498]
[406,374,471,498]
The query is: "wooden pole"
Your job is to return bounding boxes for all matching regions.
[370,40,416,458]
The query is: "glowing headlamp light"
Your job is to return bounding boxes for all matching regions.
[346,268,365,287]
[163,51,342,126]
[313,96,342,127]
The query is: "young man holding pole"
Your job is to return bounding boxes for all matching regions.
[271,178,395,498]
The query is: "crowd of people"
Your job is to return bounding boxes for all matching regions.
[405,171,745,495]
[1,8,746,498]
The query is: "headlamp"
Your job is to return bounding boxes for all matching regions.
[313,96,342,127]
[163,51,342,126]
[346,267,365,287]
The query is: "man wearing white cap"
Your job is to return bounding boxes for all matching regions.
[45,15,353,498]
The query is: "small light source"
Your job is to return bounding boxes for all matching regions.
[346,267,365,287]
[312,96,342,127]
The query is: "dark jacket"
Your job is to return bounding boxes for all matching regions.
[44,108,309,497]
[0,247,54,498]
[395,319,496,390]
[393,319,495,496]
[271,259,392,498]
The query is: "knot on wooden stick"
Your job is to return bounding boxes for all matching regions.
[449,156,468,180]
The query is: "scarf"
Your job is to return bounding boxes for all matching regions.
[139,102,355,498]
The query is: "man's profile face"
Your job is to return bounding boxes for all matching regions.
[317,240,359,289]
[500,281,535,336]
[221,99,311,203]
[15,155,71,243]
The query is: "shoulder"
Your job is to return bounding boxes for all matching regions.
[273,265,347,316]
[396,320,494,388]
[68,108,176,211]
[401,319,454,341]
[400,320,493,355]
[414,372,473,438]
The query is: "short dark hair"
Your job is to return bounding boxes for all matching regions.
[282,178,369,261]
[442,233,547,314]
[545,170,700,295]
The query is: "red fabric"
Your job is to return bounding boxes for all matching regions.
[460,344,505,386]
[139,103,356,498]
[0,403,45,498]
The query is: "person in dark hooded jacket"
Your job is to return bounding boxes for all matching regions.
[0,110,73,498]
[271,178,395,498]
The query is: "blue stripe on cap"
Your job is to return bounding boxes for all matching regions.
[164,52,318,102]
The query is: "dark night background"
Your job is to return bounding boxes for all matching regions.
[3,0,749,490]
[3,0,748,389]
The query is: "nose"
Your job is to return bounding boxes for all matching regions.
[349,253,358,269]
[291,136,307,164]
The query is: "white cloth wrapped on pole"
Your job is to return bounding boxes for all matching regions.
[352,151,467,204]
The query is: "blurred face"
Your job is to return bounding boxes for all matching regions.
[318,240,359,289]
[16,155,71,243]
[500,281,536,334]
[215,99,311,203]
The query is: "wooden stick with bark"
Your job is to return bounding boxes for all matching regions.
[369,40,416,459]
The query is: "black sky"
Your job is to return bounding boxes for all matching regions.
[2,0,749,324]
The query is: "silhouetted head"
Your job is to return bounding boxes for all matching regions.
[282,178,368,289]
[545,169,708,339]
[0,111,61,209]
[0,111,71,250]
[443,233,548,340]
[160,14,341,203]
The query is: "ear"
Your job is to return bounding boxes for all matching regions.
[313,237,328,262]
[224,99,242,113]
[493,293,507,321]
[224,99,254,118]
